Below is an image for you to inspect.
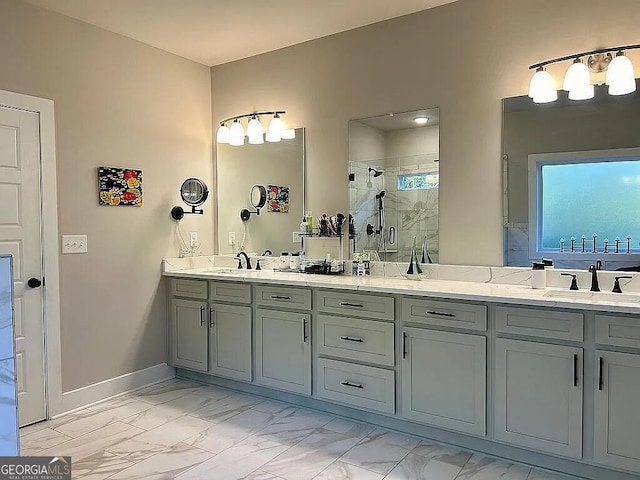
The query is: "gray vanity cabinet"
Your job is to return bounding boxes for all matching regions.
[255,308,311,395]
[494,338,583,459]
[594,350,640,472]
[401,327,486,436]
[170,298,208,372]
[208,303,252,382]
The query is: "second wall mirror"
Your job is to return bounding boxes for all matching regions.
[349,108,440,263]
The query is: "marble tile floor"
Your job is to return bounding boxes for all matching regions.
[19,378,584,480]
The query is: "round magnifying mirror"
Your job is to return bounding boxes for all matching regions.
[250,184,267,209]
[180,178,209,207]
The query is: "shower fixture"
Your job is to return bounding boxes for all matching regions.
[367,167,384,188]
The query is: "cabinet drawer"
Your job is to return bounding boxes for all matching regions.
[255,285,311,311]
[316,290,394,321]
[401,297,487,332]
[316,358,395,414]
[209,281,251,304]
[317,315,394,366]
[171,278,208,300]
[596,314,640,349]
[496,306,583,342]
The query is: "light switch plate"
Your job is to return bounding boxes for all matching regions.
[228,232,236,246]
[292,232,301,243]
[62,235,88,254]
[190,231,198,248]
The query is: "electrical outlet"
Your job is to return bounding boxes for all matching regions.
[292,232,301,243]
[190,231,198,248]
[228,231,236,246]
[62,234,88,254]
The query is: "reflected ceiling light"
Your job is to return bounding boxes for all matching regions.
[281,128,296,140]
[528,67,558,103]
[606,51,637,96]
[229,119,245,146]
[413,116,429,125]
[563,59,594,100]
[529,43,639,103]
[216,111,288,146]
[216,123,230,144]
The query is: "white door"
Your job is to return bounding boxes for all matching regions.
[494,338,583,459]
[594,350,640,473]
[0,106,46,426]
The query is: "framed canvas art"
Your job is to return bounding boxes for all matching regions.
[98,167,143,207]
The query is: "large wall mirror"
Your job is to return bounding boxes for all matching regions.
[503,81,640,270]
[349,108,439,263]
[217,128,305,255]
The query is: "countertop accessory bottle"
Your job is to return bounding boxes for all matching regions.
[290,252,301,270]
[279,252,289,270]
[532,262,546,289]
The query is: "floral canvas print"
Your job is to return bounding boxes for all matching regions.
[98,167,143,207]
[267,185,289,213]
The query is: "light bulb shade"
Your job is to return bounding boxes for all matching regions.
[528,69,557,103]
[281,128,295,140]
[229,120,245,146]
[216,124,230,144]
[247,117,263,138]
[248,133,264,144]
[606,54,635,86]
[265,131,281,143]
[563,61,590,91]
[268,114,286,137]
[609,79,637,96]
[568,83,594,100]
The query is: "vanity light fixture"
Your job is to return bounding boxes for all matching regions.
[413,116,429,125]
[216,111,289,145]
[528,43,639,103]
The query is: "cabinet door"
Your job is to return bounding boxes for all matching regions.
[494,338,582,459]
[209,303,252,382]
[170,298,208,372]
[255,308,311,395]
[594,350,640,473]
[401,327,486,436]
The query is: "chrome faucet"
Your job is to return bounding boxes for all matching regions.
[588,260,603,292]
[234,251,252,270]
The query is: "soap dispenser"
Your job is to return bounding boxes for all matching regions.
[531,262,546,289]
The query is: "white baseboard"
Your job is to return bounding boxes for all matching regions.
[58,363,175,415]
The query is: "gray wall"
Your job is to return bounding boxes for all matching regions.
[0,0,213,391]
[210,0,640,266]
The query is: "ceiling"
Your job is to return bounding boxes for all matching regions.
[22,0,458,66]
[357,108,440,131]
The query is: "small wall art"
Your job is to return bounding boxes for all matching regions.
[98,166,143,207]
[267,185,289,213]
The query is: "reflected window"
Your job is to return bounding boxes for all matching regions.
[534,152,640,251]
[398,172,439,191]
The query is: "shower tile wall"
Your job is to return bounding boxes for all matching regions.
[350,161,439,263]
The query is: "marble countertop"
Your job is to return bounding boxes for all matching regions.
[163,266,640,315]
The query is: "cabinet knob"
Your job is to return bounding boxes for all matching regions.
[28,277,42,288]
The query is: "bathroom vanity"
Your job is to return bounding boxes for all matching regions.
[164,261,640,480]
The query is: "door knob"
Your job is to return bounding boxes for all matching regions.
[27,277,42,288]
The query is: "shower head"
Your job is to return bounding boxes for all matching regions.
[368,167,384,178]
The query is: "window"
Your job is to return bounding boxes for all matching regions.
[530,148,640,256]
[398,172,439,191]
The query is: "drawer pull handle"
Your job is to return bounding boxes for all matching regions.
[271,295,291,300]
[200,306,205,327]
[340,336,364,343]
[426,311,456,318]
[573,354,578,387]
[598,357,604,391]
[340,302,364,308]
[303,318,309,343]
[402,331,408,359]
[340,381,364,389]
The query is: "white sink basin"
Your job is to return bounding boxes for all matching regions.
[544,289,640,303]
